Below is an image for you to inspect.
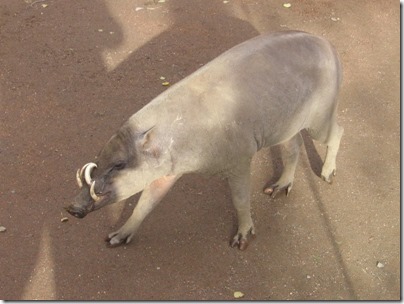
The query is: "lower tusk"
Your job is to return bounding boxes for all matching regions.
[84,163,97,186]
[76,169,83,188]
[90,181,101,202]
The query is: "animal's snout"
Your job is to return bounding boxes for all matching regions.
[64,204,89,218]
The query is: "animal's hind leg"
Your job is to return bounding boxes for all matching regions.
[308,115,344,183]
[321,122,344,183]
[264,133,303,198]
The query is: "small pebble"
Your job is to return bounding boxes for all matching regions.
[0,226,6,232]
[376,261,384,268]
[283,3,291,8]
[61,217,69,223]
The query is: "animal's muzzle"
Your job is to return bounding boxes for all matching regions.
[64,205,89,218]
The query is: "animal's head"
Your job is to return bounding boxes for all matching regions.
[65,124,163,218]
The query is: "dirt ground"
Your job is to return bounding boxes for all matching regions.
[0,0,400,300]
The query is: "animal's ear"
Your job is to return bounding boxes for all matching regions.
[138,127,160,158]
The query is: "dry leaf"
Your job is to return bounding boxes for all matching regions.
[162,81,170,86]
[234,291,244,299]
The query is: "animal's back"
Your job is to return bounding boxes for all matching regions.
[130,31,342,174]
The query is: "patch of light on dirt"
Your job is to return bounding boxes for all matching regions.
[22,227,56,300]
[229,2,266,34]
[101,1,170,72]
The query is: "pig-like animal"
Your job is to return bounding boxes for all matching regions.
[66,31,343,250]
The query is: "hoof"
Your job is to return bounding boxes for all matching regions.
[105,231,132,248]
[263,182,292,198]
[105,236,126,248]
[230,228,256,251]
[231,237,249,250]
[321,169,336,184]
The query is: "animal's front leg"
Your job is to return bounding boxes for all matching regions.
[228,163,255,250]
[106,175,179,247]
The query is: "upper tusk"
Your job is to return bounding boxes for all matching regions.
[83,162,97,186]
[79,163,88,180]
[90,181,101,202]
[76,169,83,188]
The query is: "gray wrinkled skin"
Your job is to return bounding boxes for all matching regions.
[66,31,344,250]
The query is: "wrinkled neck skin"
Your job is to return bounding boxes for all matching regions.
[111,159,171,204]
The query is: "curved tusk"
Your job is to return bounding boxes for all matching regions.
[84,163,97,186]
[76,169,83,188]
[90,181,101,202]
[79,163,90,180]
[79,166,86,180]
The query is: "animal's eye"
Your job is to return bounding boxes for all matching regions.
[113,161,126,170]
